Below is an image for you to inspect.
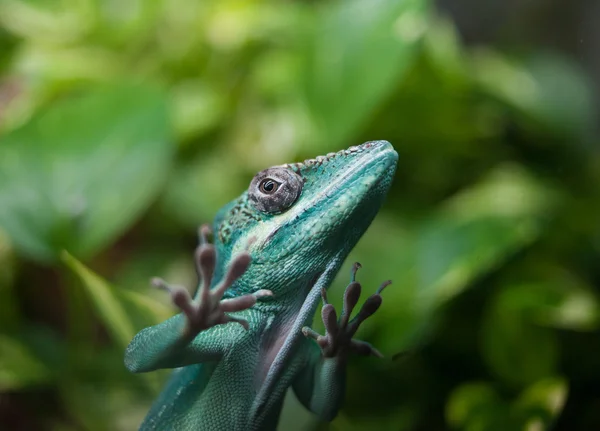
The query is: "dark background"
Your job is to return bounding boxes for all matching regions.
[0,0,599,430]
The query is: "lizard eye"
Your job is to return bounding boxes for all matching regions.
[248,167,303,214]
[259,178,280,194]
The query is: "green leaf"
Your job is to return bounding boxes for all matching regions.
[62,251,135,348]
[494,280,599,332]
[300,0,430,147]
[331,406,418,431]
[359,164,555,350]
[514,378,568,428]
[161,148,247,229]
[472,50,595,137]
[171,80,226,142]
[61,251,167,394]
[120,290,173,326]
[0,228,18,329]
[278,389,318,431]
[0,83,173,262]
[446,382,501,429]
[445,379,566,431]
[60,383,139,431]
[481,290,559,388]
[422,14,468,84]
[418,165,555,307]
[62,250,172,345]
[0,0,92,43]
[0,334,51,391]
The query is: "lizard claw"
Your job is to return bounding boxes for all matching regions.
[151,225,270,336]
[198,223,212,246]
[302,262,389,358]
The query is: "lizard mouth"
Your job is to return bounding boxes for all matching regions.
[252,141,398,263]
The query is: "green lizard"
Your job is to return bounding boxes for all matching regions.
[125,140,398,430]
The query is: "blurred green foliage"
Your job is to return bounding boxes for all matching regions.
[0,0,599,430]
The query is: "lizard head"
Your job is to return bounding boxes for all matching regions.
[213,140,397,297]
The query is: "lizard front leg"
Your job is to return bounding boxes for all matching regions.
[293,263,390,421]
[124,225,271,373]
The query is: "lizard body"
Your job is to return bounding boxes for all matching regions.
[125,141,398,430]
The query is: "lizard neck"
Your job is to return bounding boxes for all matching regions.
[251,255,343,422]
[255,271,321,316]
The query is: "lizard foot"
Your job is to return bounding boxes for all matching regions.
[151,224,272,336]
[302,262,390,358]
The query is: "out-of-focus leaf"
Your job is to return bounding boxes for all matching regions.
[300,0,430,148]
[331,406,417,431]
[0,0,93,43]
[120,290,173,325]
[495,280,598,332]
[110,247,195,326]
[171,80,226,141]
[111,246,197,294]
[60,383,139,431]
[0,334,51,390]
[0,228,18,329]
[14,44,122,82]
[419,165,556,306]
[62,251,135,348]
[0,83,172,262]
[446,379,566,431]
[93,0,163,48]
[360,164,555,351]
[62,249,172,340]
[422,14,468,84]
[514,378,568,428]
[161,148,246,228]
[481,290,559,388]
[278,389,318,431]
[442,164,553,222]
[446,382,501,429]
[472,50,595,137]
[62,252,165,393]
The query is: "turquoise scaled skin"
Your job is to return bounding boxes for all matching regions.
[125,141,398,430]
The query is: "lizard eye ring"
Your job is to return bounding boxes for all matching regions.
[248,167,303,214]
[259,178,280,194]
